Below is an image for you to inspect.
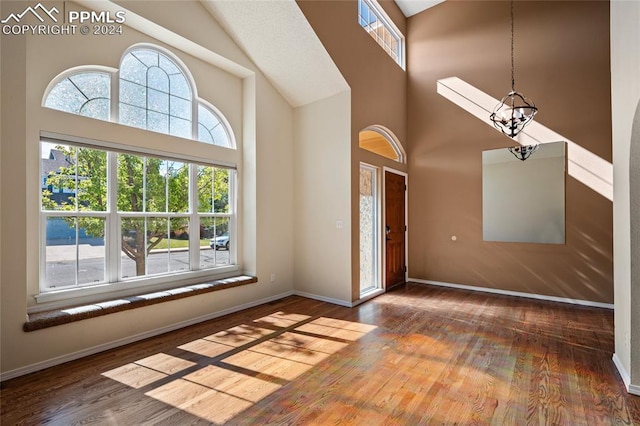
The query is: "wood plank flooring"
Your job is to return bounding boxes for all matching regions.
[2,283,639,425]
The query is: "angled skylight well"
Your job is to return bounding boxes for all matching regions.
[358,0,405,69]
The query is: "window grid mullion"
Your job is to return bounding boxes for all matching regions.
[107,151,120,284]
[74,218,80,287]
[229,170,237,265]
[189,164,199,270]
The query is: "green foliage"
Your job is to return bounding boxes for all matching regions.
[42,145,231,276]
[197,165,229,214]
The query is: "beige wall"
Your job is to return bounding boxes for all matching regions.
[407,1,613,304]
[0,0,295,377]
[297,0,408,301]
[293,91,353,304]
[611,0,640,393]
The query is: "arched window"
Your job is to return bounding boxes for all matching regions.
[43,44,234,149]
[39,44,239,302]
[119,48,192,138]
[359,125,406,163]
[198,103,233,148]
[44,71,110,120]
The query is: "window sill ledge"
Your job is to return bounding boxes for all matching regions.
[24,275,257,332]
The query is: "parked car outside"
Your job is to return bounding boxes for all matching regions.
[210,234,230,250]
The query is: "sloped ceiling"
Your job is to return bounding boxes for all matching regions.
[395,0,445,17]
[201,0,349,108]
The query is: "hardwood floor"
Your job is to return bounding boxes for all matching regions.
[2,283,639,425]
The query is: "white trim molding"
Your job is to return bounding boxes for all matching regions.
[410,278,614,309]
[612,354,640,396]
[612,353,632,393]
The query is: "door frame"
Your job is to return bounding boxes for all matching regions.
[382,166,408,290]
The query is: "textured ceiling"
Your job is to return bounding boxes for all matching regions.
[201,0,349,108]
[394,0,445,17]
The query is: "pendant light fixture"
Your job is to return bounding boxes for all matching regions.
[490,0,537,138]
[508,144,538,161]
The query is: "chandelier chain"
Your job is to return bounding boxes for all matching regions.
[511,0,515,92]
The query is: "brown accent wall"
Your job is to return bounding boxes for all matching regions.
[297,0,407,143]
[296,0,408,301]
[407,1,613,303]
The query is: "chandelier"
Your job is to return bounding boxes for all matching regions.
[508,144,538,161]
[490,0,537,138]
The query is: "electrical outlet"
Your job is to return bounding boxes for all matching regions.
[270,273,276,283]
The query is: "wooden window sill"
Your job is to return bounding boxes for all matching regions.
[24,275,258,332]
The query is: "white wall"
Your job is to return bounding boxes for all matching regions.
[293,91,353,305]
[611,0,640,392]
[0,0,295,378]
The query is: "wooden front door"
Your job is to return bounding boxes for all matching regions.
[385,171,406,288]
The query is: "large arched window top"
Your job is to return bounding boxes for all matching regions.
[120,47,193,99]
[43,67,114,121]
[359,125,406,163]
[42,44,234,149]
[119,46,194,138]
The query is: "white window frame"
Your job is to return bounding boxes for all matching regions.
[37,44,240,308]
[42,44,236,149]
[358,0,406,69]
[37,135,238,306]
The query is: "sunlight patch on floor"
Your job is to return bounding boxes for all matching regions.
[101,311,377,424]
[145,378,252,425]
[295,317,377,341]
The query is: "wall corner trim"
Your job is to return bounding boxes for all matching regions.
[612,353,637,395]
[409,278,614,309]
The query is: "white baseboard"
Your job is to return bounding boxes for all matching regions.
[410,278,614,309]
[612,353,631,391]
[0,291,295,382]
[293,290,353,307]
[611,354,640,396]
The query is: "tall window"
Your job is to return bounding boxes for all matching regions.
[359,164,379,295]
[357,0,405,69]
[41,44,237,297]
[41,142,235,291]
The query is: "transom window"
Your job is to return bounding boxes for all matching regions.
[44,46,234,148]
[357,0,405,69]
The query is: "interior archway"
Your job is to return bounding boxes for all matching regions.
[359,125,405,163]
